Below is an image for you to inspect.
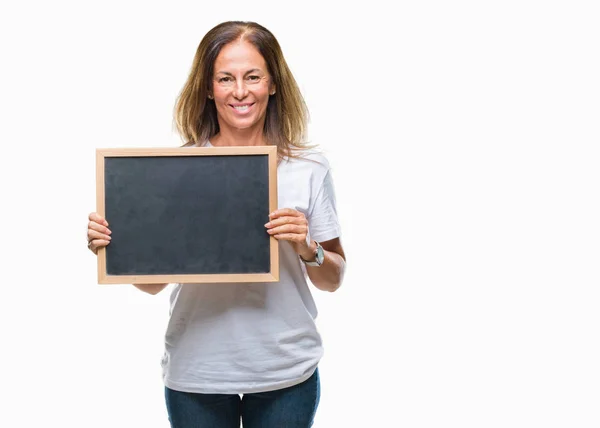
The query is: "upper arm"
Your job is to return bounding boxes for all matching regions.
[320,237,346,261]
[305,157,344,260]
[308,169,342,243]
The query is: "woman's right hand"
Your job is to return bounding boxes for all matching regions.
[87,212,111,255]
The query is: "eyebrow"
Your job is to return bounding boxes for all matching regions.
[215,69,264,76]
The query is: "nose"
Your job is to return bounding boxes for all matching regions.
[232,79,249,99]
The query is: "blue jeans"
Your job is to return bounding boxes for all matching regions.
[164,368,320,428]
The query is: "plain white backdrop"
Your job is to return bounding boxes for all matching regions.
[1,1,599,427]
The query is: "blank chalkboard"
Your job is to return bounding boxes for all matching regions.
[95,146,279,284]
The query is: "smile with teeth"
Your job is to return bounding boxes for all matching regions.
[231,103,254,112]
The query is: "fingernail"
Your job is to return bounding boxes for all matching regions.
[264,222,270,227]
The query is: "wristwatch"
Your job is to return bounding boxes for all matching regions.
[300,241,324,267]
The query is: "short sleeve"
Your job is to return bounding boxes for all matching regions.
[308,169,342,243]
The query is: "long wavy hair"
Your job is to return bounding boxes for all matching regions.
[174,21,312,159]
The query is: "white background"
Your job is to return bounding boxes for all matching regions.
[1,1,599,427]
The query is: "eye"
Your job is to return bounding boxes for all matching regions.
[247,75,261,81]
[218,76,233,83]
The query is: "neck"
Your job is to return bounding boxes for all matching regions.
[211,125,267,147]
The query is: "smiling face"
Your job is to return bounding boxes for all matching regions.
[211,40,274,134]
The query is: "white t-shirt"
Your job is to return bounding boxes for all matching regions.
[161,145,341,394]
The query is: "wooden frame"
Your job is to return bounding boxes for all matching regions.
[95,146,279,284]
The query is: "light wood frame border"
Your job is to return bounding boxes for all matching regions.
[96,146,279,284]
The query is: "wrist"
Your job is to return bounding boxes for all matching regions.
[299,240,324,267]
[299,240,317,261]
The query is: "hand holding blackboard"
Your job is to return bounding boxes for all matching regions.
[265,207,314,261]
[87,212,111,255]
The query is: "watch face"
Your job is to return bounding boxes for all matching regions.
[316,244,324,265]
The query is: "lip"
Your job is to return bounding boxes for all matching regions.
[229,102,255,115]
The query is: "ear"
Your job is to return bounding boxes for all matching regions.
[269,83,276,96]
[207,93,214,100]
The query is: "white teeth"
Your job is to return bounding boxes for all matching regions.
[234,105,250,111]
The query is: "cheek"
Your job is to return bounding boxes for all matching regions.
[256,90,271,105]
[213,88,228,103]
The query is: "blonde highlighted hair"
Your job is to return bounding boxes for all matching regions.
[174,21,313,158]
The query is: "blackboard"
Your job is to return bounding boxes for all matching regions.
[95,146,279,284]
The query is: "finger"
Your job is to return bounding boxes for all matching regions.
[88,220,112,236]
[265,216,307,228]
[267,224,306,235]
[269,208,303,219]
[87,229,112,242]
[272,233,307,243]
[89,239,110,254]
[89,212,109,227]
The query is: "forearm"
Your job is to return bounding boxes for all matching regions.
[133,283,168,295]
[305,250,346,292]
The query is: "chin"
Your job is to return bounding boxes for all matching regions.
[227,118,260,130]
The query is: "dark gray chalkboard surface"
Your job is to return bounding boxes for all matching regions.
[95,146,279,284]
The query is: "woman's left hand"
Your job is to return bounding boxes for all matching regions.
[265,208,314,259]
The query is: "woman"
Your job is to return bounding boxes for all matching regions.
[87,21,346,428]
